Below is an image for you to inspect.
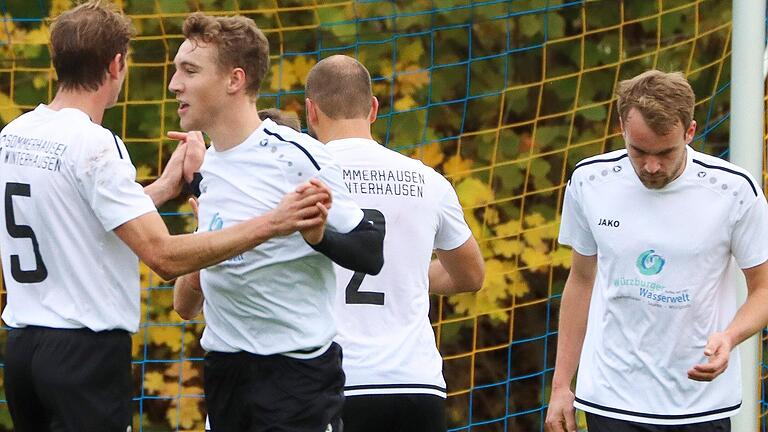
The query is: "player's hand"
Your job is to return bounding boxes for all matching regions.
[545,387,577,432]
[168,130,206,183]
[687,332,733,381]
[296,178,332,245]
[268,181,331,237]
[157,139,187,196]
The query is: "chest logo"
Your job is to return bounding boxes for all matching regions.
[636,249,665,276]
[598,218,620,228]
[208,212,224,231]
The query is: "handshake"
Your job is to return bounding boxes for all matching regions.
[162,130,332,245]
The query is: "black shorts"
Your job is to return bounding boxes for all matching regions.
[204,342,345,432]
[342,393,446,432]
[586,412,731,432]
[3,326,132,432]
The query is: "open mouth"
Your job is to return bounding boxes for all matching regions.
[178,102,190,114]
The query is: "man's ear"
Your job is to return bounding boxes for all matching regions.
[368,96,379,123]
[226,68,247,94]
[108,53,123,79]
[684,120,697,145]
[306,98,319,125]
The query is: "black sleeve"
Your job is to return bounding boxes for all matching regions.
[184,172,203,198]
[308,209,385,275]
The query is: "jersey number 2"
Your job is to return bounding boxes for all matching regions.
[4,182,48,283]
[345,208,385,305]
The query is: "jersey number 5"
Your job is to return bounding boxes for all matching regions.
[4,182,48,283]
[345,208,385,305]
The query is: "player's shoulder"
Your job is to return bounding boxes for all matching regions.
[688,148,760,198]
[2,105,120,156]
[570,148,628,179]
[258,119,332,171]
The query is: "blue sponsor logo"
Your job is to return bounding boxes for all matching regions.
[636,249,665,276]
[208,212,224,231]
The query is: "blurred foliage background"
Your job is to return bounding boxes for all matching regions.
[0,0,754,431]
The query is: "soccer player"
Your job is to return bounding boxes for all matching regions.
[169,14,384,432]
[304,55,485,432]
[0,3,331,431]
[545,70,768,432]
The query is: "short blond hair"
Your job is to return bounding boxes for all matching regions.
[305,55,372,119]
[616,70,695,135]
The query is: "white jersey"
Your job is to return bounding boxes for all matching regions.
[325,138,472,397]
[197,119,364,357]
[559,146,768,425]
[0,105,156,332]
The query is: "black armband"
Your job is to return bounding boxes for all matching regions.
[309,209,385,275]
[183,172,203,198]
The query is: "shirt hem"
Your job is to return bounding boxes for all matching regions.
[574,398,741,426]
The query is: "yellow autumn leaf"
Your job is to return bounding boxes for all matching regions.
[181,385,204,397]
[135,164,154,181]
[443,155,473,180]
[524,212,546,227]
[507,270,530,298]
[484,206,500,226]
[292,57,316,86]
[551,246,572,269]
[398,67,429,93]
[521,247,549,271]
[399,41,424,65]
[494,219,521,237]
[144,371,166,395]
[455,177,494,207]
[131,332,143,357]
[165,361,201,382]
[0,92,22,125]
[449,258,526,321]
[162,380,181,397]
[492,238,524,258]
[269,62,294,92]
[21,28,49,44]
[394,95,417,112]
[463,210,482,239]
[150,325,182,352]
[418,142,444,168]
[51,0,74,16]
[169,397,204,430]
[33,72,50,90]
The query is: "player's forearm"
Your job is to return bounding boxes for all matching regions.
[174,272,203,320]
[151,215,278,279]
[428,238,485,295]
[551,277,593,390]
[724,285,768,348]
[428,259,484,295]
[309,211,385,275]
[144,178,178,207]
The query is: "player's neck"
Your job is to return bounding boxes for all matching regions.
[48,88,111,124]
[317,119,374,144]
[207,104,262,152]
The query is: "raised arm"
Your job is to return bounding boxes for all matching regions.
[545,250,597,432]
[115,184,330,280]
[428,236,484,295]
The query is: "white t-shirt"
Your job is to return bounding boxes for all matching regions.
[326,138,472,397]
[197,119,364,357]
[559,146,768,425]
[0,105,156,332]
